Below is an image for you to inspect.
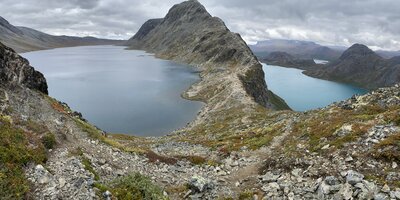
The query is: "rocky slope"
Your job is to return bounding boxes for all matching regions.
[0,16,124,53]
[305,44,400,89]
[126,0,289,118]
[260,51,319,70]
[0,42,47,93]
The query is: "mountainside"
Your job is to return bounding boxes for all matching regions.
[126,0,290,120]
[304,44,400,89]
[1,38,400,199]
[260,51,318,70]
[0,16,123,53]
[250,39,342,61]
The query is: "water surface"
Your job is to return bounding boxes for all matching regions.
[22,45,202,136]
[263,63,367,111]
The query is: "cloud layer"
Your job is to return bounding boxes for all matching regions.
[1,0,399,50]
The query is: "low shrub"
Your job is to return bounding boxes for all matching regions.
[109,173,167,200]
[42,132,56,149]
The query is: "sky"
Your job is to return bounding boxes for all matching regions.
[1,0,399,50]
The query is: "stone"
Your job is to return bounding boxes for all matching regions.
[291,168,302,177]
[59,178,66,188]
[260,172,280,183]
[321,144,330,150]
[346,170,364,185]
[335,183,353,200]
[188,176,212,193]
[325,176,340,186]
[103,190,112,200]
[235,181,240,187]
[392,190,400,199]
[374,193,388,200]
[345,156,354,162]
[393,162,398,169]
[382,184,390,193]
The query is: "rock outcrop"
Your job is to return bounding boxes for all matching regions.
[304,44,400,89]
[126,0,289,113]
[0,16,124,53]
[0,41,47,94]
[261,51,318,70]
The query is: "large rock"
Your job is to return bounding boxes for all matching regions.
[188,176,213,193]
[345,170,364,185]
[0,42,48,94]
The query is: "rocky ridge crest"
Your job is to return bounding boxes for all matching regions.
[126,0,289,118]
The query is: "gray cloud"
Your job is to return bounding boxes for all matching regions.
[0,0,399,50]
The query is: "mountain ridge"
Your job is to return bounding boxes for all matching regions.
[126,0,290,122]
[0,16,124,53]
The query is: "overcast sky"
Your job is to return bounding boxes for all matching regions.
[1,0,399,50]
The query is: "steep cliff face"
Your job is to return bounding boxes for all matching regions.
[126,0,288,111]
[0,42,48,94]
[304,44,400,89]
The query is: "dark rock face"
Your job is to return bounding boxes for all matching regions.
[304,44,400,89]
[261,51,317,70]
[126,0,288,110]
[0,42,48,94]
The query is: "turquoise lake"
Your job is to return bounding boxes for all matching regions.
[22,45,203,136]
[262,63,368,111]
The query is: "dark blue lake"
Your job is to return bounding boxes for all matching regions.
[22,45,202,136]
[262,63,368,111]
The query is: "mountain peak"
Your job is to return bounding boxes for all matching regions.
[340,43,378,60]
[164,0,211,22]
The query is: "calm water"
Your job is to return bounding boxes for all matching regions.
[22,46,203,136]
[262,63,368,111]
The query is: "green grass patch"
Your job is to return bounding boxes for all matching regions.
[42,132,56,149]
[81,157,100,181]
[108,173,168,200]
[0,118,47,199]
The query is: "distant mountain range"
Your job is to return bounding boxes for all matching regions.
[251,39,400,61]
[260,51,319,70]
[250,39,343,61]
[0,16,123,53]
[304,44,400,89]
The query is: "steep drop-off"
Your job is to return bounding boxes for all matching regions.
[0,42,47,93]
[126,0,289,115]
[0,16,123,53]
[305,44,400,89]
